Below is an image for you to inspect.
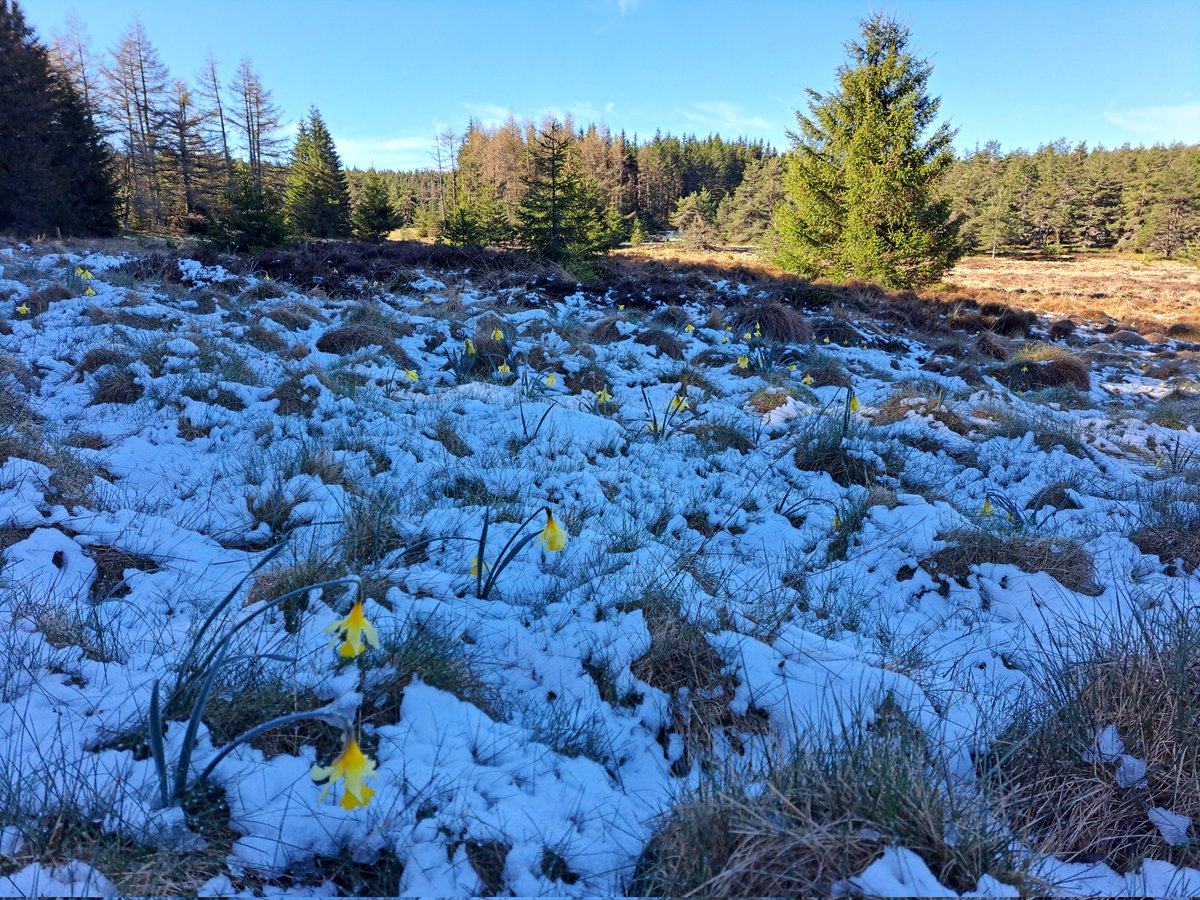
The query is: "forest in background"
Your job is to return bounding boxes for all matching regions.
[3,4,1199,263]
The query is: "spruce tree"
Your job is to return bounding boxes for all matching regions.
[0,0,116,235]
[516,120,603,260]
[283,107,350,238]
[209,168,286,251]
[351,168,396,242]
[775,13,961,288]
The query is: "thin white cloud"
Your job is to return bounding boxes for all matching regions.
[336,135,437,170]
[616,0,640,13]
[1105,102,1200,144]
[675,101,774,135]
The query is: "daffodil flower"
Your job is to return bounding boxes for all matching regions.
[75,266,83,277]
[754,322,762,337]
[737,355,749,369]
[464,338,476,355]
[824,336,831,344]
[16,303,29,316]
[325,601,380,658]
[404,369,419,382]
[722,334,730,343]
[596,388,612,403]
[670,395,689,412]
[311,734,377,810]
[981,498,993,516]
[743,331,753,341]
[81,269,93,280]
[544,373,556,387]
[84,286,95,296]
[849,395,861,412]
[540,509,568,551]
[497,362,511,375]
[264,273,271,281]
[802,373,813,385]
[470,556,490,576]
[832,514,841,530]
[789,364,797,371]
[618,304,625,311]
[491,327,504,341]
[684,324,694,333]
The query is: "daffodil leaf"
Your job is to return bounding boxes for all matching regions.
[147,679,170,807]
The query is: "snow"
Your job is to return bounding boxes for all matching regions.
[1,245,1199,895]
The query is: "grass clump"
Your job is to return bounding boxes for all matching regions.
[924,525,1101,596]
[632,709,1026,896]
[986,606,1200,871]
[873,385,968,434]
[997,342,1091,391]
[1130,479,1200,574]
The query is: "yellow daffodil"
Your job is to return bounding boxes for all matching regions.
[754,322,762,337]
[670,395,689,412]
[789,363,797,371]
[491,327,504,341]
[981,498,993,516]
[404,368,419,382]
[497,362,512,375]
[802,373,813,385]
[81,269,93,280]
[737,355,749,369]
[849,395,860,412]
[311,734,377,810]
[596,388,612,403]
[470,556,490,576]
[464,338,475,355]
[84,286,95,296]
[75,266,83,277]
[684,323,695,333]
[264,273,271,281]
[725,325,732,332]
[540,510,568,551]
[832,514,841,530]
[743,331,753,341]
[722,334,730,343]
[545,373,556,387]
[647,420,663,434]
[1155,457,1163,469]
[1021,365,1029,373]
[16,303,29,316]
[325,601,380,659]
[824,336,831,344]
[618,304,625,311]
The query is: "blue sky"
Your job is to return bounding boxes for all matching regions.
[24,0,1200,169]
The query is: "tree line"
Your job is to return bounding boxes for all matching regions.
[3,1,1198,283]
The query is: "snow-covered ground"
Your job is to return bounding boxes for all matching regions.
[0,242,1198,896]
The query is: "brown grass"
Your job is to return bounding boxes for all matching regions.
[315,323,414,365]
[947,254,1200,331]
[997,343,1091,391]
[924,527,1100,595]
[633,329,686,360]
[988,612,1200,871]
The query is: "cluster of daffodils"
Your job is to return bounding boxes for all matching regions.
[310,508,568,808]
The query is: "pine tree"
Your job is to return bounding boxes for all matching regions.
[670,188,719,248]
[0,0,117,235]
[774,13,962,288]
[284,107,350,238]
[515,120,603,260]
[209,168,286,251]
[350,168,396,242]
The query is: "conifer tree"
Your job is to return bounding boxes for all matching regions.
[351,168,396,241]
[516,120,603,260]
[0,0,117,235]
[209,168,286,251]
[774,13,962,288]
[284,107,350,238]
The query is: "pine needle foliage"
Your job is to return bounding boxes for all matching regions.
[284,106,350,239]
[774,13,962,288]
[515,120,604,261]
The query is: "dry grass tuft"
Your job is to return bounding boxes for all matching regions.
[997,342,1091,391]
[925,527,1100,595]
[873,385,968,434]
[90,369,143,405]
[987,608,1200,871]
[733,301,812,343]
[586,314,626,344]
[315,322,414,365]
[634,328,686,360]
